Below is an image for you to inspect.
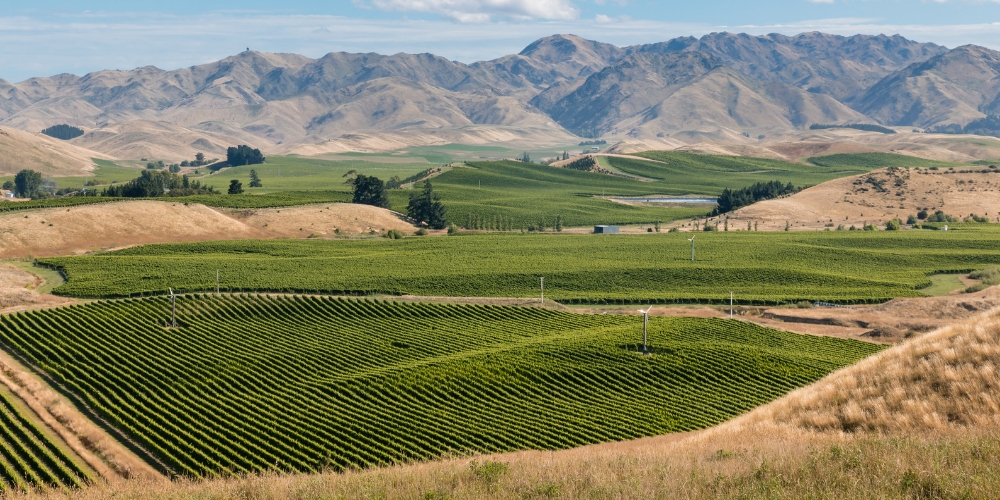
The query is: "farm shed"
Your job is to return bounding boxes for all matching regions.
[594,225,619,234]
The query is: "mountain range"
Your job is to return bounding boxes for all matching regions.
[3,31,1000,159]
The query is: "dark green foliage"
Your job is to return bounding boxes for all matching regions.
[885,218,902,231]
[712,181,798,216]
[407,181,447,229]
[809,123,896,134]
[226,145,265,166]
[228,180,244,195]
[563,156,596,171]
[168,164,181,173]
[0,295,883,476]
[40,124,84,140]
[102,170,216,197]
[925,211,959,223]
[14,169,42,199]
[352,174,390,208]
[1,180,13,190]
[248,169,262,188]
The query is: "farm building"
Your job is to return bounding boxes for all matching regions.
[594,225,619,234]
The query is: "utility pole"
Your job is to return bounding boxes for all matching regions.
[168,288,176,329]
[539,277,544,305]
[688,236,696,261]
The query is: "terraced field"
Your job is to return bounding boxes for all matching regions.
[42,230,1000,303]
[0,392,91,490]
[0,295,883,477]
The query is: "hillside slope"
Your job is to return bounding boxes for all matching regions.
[0,126,110,176]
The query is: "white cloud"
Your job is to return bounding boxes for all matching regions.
[808,0,836,4]
[361,0,579,22]
[5,12,1000,82]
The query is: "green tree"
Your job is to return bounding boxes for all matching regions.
[352,174,390,208]
[249,169,263,188]
[195,152,205,164]
[2,180,14,191]
[520,152,531,163]
[228,179,244,195]
[885,218,902,231]
[555,215,563,232]
[226,145,265,166]
[407,181,447,229]
[14,169,42,199]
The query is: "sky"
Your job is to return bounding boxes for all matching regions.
[3,1,1000,82]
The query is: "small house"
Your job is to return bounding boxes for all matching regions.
[590,146,600,152]
[3,192,14,199]
[594,225,619,234]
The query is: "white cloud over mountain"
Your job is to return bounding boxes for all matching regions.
[363,0,579,22]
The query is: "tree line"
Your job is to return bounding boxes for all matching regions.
[711,181,799,216]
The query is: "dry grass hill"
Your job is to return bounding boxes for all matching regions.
[0,201,415,259]
[724,164,1000,231]
[0,126,111,177]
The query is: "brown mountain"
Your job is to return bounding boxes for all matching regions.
[857,45,1000,128]
[0,32,977,159]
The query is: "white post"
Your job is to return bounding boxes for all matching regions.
[730,291,734,319]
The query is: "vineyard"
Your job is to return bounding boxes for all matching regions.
[0,392,90,490]
[0,295,883,477]
[41,230,1000,303]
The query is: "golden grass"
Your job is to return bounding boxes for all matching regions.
[15,307,1000,498]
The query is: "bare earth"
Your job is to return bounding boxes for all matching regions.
[0,265,73,312]
[0,201,416,259]
[711,166,1000,231]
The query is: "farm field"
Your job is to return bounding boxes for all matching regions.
[0,295,883,477]
[40,230,1000,303]
[0,391,91,490]
[613,151,948,194]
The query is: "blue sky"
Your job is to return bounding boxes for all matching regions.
[3,1,1000,81]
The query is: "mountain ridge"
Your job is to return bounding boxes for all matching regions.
[3,31,997,159]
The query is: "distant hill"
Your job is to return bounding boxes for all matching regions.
[0,31,991,159]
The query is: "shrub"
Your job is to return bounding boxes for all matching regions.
[415,228,428,236]
[884,218,901,231]
[385,229,405,239]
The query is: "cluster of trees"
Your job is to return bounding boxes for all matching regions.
[809,123,896,135]
[3,170,59,199]
[40,124,84,140]
[103,170,217,197]
[227,145,265,166]
[578,140,607,146]
[351,175,389,208]
[350,174,447,229]
[711,181,799,216]
[182,153,210,167]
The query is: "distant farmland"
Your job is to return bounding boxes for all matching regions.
[42,230,1000,304]
[0,295,883,476]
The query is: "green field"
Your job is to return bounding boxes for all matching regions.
[0,391,90,490]
[804,152,957,169]
[0,295,883,477]
[41,230,1000,303]
[612,152,934,194]
[207,156,434,193]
